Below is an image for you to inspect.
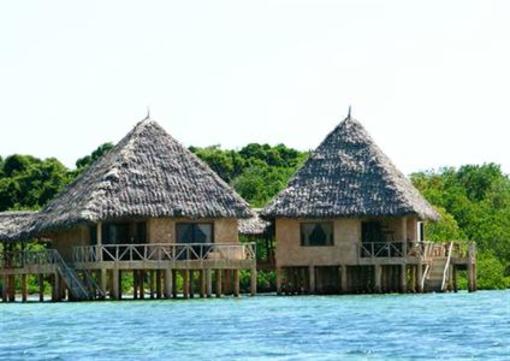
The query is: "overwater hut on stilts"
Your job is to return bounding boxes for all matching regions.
[261,113,476,295]
[0,116,257,302]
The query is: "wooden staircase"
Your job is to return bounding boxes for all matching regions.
[423,242,453,292]
[50,250,104,300]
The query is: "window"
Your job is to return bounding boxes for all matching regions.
[176,223,214,244]
[300,223,334,246]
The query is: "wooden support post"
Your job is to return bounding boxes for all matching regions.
[206,270,213,297]
[468,262,475,292]
[149,271,155,299]
[9,275,15,302]
[156,270,162,299]
[276,267,283,295]
[400,264,407,293]
[2,274,8,302]
[215,269,222,298]
[39,274,44,302]
[224,270,231,295]
[452,265,458,293]
[140,270,145,299]
[340,265,348,293]
[112,268,119,300]
[133,270,138,299]
[97,222,103,261]
[100,269,107,299]
[416,262,423,293]
[308,265,315,294]
[53,272,60,302]
[233,269,240,297]
[410,265,417,293]
[183,270,190,299]
[118,270,122,300]
[250,266,257,296]
[164,268,172,299]
[199,270,206,298]
[21,274,27,302]
[374,264,382,293]
[172,270,177,298]
[189,271,194,299]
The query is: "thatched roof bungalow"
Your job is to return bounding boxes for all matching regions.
[262,114,441,294]
[5,117,253,258]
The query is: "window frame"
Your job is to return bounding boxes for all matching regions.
[175,222,215,244]
[300,222,334,247]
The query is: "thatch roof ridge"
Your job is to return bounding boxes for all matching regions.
[238,209,271,235]
[21,118,253,238]
[262,116,439,220]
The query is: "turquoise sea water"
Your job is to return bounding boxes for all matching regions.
[1,291,509,360]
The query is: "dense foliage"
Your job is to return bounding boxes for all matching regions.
[1,143,510,290]
[411,163,510,289]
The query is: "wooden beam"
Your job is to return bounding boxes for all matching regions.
[416,262,423,293]
[206,269,213,298]
[39,274,44,302]
[308,265,315,294]
[164,268,172,298]
[340,265,348,293]
[199,270,206,298]
[112,268,120,300]
[276,267,283,295]
[400,264,407,293]
[374,264,382,293]
[172,270,177,298]
[133,270,138,299]
[21,274,27,302]
[215,269,222,298]
[140,270,145,299]
[149,270,155,299]
[156,270,162,299]
[233,269,240,297]
[250,266,257,296]
[183,270,190,299]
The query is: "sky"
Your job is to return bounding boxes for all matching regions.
[1,0,509,174]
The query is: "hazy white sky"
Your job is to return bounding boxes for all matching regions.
[1,0,509,174]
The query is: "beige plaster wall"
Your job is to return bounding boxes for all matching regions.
[275,216,419,267]
[49,225,90,262]
[147,217,239,244]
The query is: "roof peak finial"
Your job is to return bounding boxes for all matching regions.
[144,106,151,121]
[347,105,352,120]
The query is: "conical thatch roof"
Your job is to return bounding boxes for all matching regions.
[18,118,252,239]
[262,116,439,220]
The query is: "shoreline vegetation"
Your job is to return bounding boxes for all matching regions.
[1,143,508,294]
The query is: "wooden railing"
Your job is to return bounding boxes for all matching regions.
[359,241,475,260]
[73,243,257,263]
[1,249,58,268]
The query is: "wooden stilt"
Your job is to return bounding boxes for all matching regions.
[189,271,194,299]
[39,274,44,302]
[224,270,231,295]
[250,266,257,296]
[21,274,27,302]
[215,269,222,298]
[468,262,475,292]
[156,270,162,299]
[199,270,206,298]
[112,268,120,300]
[133,270,139,299]
[149,271,155,299]
[183,270,190,299]
[206,269,213,297]
[452,265,458,293]
[100,269,107,300]
[2,274,8,302]
[340,265,348,293]
[233,269,240,297]
[308,265,316,294]
[410,265,417,293]
[9,275,15,302]
[400,264,407,293]
[118,270,122,300]
[164,268,172,299]
[374,265,382,293]
[53,272,60,302]
[172,270,177,298]
[276,267,283,295]
[140,270,145,299]
[416,262,423,293]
